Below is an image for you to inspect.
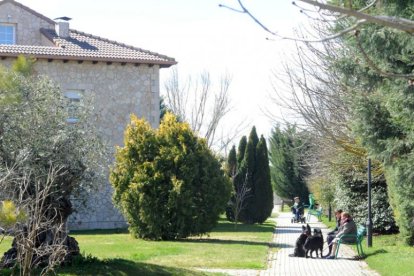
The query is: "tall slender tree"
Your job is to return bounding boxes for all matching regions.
[269,125,309,203]
[227,127,273,224]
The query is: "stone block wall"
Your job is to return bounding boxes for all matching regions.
[1,57,161,230]
[0,2,54,45]
[34,60,160,230]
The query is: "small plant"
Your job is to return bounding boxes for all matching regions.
[0,200,26,247]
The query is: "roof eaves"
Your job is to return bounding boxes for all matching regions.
[0,52,178,67]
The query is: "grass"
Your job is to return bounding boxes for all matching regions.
[320,214,414,276]
[0,218,276,275]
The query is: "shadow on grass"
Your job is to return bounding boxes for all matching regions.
[48,258,209,276]
[365,249,388,258]
[174,238,277,247]
[69,228,129,235]
[212,219,275,233]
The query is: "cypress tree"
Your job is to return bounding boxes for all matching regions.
[251,136,273,223]
[237,136,247,166]
[226,145,237,177]
[238,131,256,223]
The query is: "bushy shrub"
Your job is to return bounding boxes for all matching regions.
[333,157,398,234]
[110,113,231,240]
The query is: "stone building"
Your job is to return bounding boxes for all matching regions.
[0,0,176,229]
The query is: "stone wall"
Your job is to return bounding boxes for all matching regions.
[1,58,161,230]
[0,2,54,45]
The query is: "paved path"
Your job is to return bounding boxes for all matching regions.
[202,206,380,276]
[260,207,380,276]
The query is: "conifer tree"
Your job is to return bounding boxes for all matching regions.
[237,136,247,166]
[269,125,309,202]
[251,136,273,223]
[226,145,237,177]
[228,127,273,224]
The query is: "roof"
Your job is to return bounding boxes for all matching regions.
[0,0,176,67]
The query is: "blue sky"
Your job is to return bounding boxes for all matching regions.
[18,0,308,141]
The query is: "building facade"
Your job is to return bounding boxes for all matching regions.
[0,0,176,229]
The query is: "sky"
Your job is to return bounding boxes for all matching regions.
[17,0,309,144]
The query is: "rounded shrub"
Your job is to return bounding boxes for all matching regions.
[110,113,231,240]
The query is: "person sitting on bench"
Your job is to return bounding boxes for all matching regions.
[325,212,357,259]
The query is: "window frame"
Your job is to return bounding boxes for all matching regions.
[0,23,16,45]
[64,90,83,124]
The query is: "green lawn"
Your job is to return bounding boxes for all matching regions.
[0,218,276,275]
[321,214,414,276]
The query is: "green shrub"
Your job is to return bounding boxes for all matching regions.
[333,154,397,234]
[110,113,231,240]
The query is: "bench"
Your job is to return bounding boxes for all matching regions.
[334,225,366,259]
[306,206,323,222]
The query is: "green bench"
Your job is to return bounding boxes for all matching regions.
[335,225,366,259]
[306,206,323,222]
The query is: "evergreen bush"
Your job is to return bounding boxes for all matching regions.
[110,113,231,240]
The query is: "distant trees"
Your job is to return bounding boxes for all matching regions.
[269,125,309,203]
[163,69,232,150]
[226,127,273,224]
[110,113,231,240]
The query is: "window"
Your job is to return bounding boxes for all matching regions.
[64,91,82,123]
[0,24,16,45]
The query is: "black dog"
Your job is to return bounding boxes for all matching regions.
[304,227,324,258]
[290,225,311,257]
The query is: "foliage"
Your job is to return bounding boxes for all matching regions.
[0,201,26,229]
[226,145,237,177]
[269,125,309,203]
[110,113,231,240]
[250,136,274,223]
[226,127,273,224]
[331,1,414,244]
[331,152,397,234]
[307,177,335,211]
[0,57,106,272]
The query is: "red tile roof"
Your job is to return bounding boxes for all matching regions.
[0,0,176,67]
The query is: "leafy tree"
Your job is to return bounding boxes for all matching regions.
[269,125,309,203]
[326,1,414,244]
[110,113,231,240]
[330,151,397,233]
[0,57,106,271]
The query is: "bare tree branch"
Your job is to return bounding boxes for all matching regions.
[163,69,237,150]
[297,0,414,33]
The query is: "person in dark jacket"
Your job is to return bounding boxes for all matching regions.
[325,209,343,256]
[291,197,304,221]
[325,212,357,259]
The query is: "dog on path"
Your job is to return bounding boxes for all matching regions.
[289,224,311,257]
[304,227,324,258]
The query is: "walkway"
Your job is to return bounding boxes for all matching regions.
[260,207,379,276]
[203,206,379,276]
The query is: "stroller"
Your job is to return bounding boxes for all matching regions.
[291,205,306,223]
